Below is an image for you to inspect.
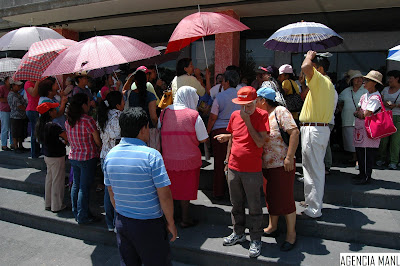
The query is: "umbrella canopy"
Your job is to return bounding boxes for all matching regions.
[264,21,343,52]
[88,65,119,78]
[13,39,77,81]
[165,12,249,54]
[43,35,160,77]
[0,26,65,51]
[387,44,400,61]
[0,57,22,79]
[130,46,181,69]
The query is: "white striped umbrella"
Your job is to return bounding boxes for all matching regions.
[0,57,21,79]
[387,44,400,61]
[264,21,343,52]
[0,26,64,51]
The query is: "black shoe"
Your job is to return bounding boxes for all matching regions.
[280,240,296,251]
[263,229,280,238]
[78,216,101,225]
[352,177,371,185]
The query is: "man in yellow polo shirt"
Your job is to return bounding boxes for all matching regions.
[298,51,335,219]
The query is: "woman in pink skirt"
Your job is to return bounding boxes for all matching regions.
[159,86,208,228]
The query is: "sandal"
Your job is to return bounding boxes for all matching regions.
[179,219,199,229]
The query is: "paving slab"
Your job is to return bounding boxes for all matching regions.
[0,191,398,266]
[0,220,192,266]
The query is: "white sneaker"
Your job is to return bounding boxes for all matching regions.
[376,160,385,167]
[388,163,397,170]
[223,232,246,246]
[249,240,262,258]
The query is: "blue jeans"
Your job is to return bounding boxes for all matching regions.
[101,158,115,229]
[26,110,40,157]
[0,111,13,147]
[70,158,97,224]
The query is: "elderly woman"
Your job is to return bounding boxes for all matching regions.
[206,70,241,199]
[255,87,299,252]
[353,71,384,185]
[171,58,211,101]
[159,86,208,228]
[376,70,400,169]
[338,70,367,166]
[65,93,102,224]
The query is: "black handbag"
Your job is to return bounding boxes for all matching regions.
[275,113,290,146]
[284,80,303,112]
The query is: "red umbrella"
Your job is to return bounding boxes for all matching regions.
[43,35,160,77]
[13,38,77,81]
[165,12,250,62]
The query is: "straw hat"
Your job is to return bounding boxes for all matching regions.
[347,70,363,84]
[363,70,383,85]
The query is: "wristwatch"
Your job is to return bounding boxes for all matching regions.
[224,160,229,165]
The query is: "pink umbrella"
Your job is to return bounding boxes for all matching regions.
[165,11,249,67]
[13,38,77,81]
[43,35,160,77]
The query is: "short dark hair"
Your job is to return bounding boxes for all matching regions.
[176,58,192,76]
[223,70,240,88]
[38,79,55,97]
[119,107,148,138]
[387,70,400,81]
[312,56,330,72]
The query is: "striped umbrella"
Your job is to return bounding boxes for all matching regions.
[387,44,400,61]
[43,35,160,76]
[13,39,77,81]
[0,57,21,79]
[264,21,343,52]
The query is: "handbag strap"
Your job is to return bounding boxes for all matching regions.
[393,91,400,104]
[289,80,299,95]
[351,90,357,109]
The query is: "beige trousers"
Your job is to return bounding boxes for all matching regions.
[44,156,66,211]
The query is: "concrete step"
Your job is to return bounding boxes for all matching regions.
[0,188,397,266]
[2,150,400,211]
[0,186,399,251]
[0,150,71,171]
[200,160,400,211]
[189,191,400,250]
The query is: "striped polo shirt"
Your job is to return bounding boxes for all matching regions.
[103,137,171,220]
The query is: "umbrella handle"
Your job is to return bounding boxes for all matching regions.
[198,5,209,69]
[202,37,209,69]
[54,76,62,91]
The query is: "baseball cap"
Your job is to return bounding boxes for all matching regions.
[36,102,59,114]
[256,66,273,74]
[257,87,276,102]
[279,64,293,74]
[135,66,150,74]
[9,78,23,85]
[232,86,257,105]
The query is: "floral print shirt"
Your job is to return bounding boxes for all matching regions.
[263,106,297,169]
[98,109,121,159]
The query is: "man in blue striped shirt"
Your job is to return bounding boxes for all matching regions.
[104,107,177,266]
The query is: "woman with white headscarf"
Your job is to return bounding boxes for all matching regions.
[158,86,209,228]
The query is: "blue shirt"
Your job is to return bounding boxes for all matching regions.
[103,137,171,220]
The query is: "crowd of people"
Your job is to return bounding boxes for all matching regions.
[0,49,399,264]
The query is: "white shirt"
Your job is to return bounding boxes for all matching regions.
[330,90,338,125]
[157,104,208,141]
[210,83,223,100]
[381,86,400,116]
